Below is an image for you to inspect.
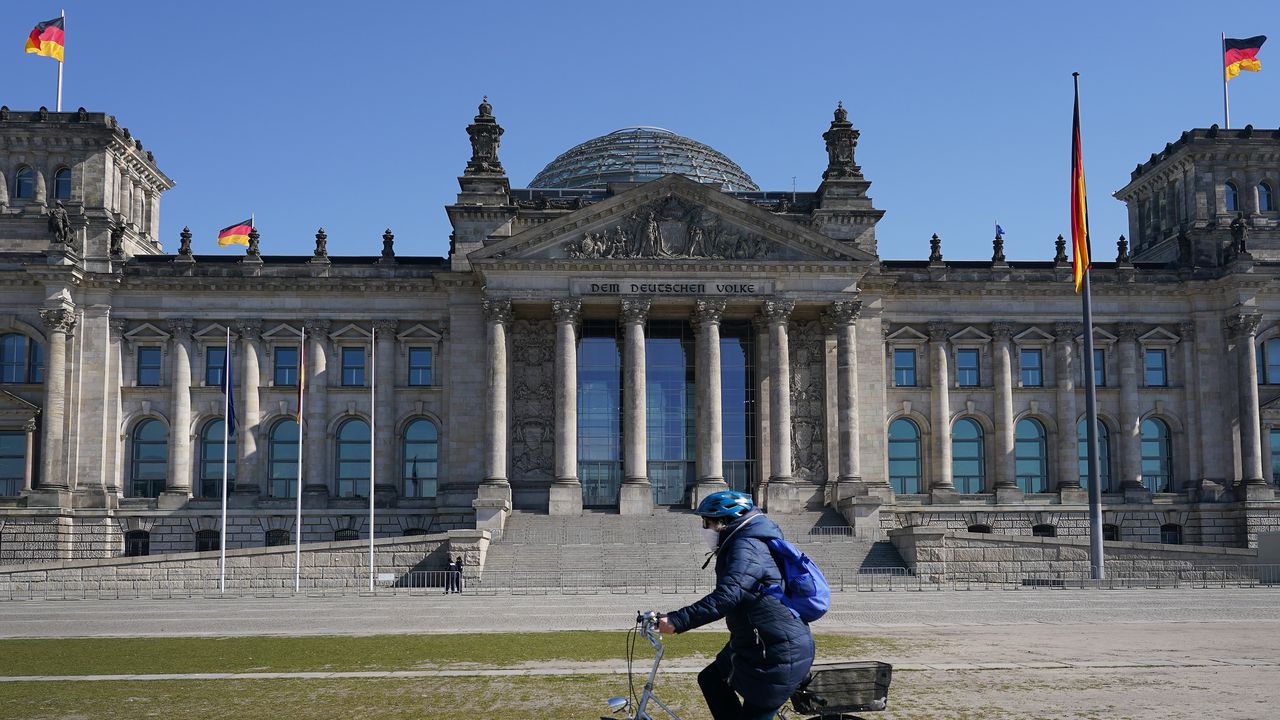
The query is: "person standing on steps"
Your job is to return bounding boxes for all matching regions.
[453,556,464,594]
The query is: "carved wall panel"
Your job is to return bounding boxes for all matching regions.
[789,320,826,483]
[564,195,781,260]
[509,319,555,483]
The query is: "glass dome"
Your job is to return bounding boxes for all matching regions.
[529,126,759,192]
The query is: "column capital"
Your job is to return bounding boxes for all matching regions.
[1178,320,1196,341]
[38,308,77,333]
[1116,322,1142,341]
[167,318,194,342]
[926,321,950,342]
[1227,313,1262,339]
[1054,322,1083,342]
[24,416,38,433]
[822,300,862,329]
[692,298,727,326]
[303,319,331,335]
[235,319,263,341]
[551,298,582,325]
[761,298,795,324]
[372,319,399,334]
[481,296,513,324]
[109,317,129,335]
[990,321,1014,340]
[619,297,651,325]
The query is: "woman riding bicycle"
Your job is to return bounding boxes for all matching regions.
[657,491,815,720]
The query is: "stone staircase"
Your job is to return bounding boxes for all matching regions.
[483,508,905,579]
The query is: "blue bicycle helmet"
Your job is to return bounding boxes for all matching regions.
[695,490,754,519]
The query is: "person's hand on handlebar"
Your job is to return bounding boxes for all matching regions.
[656,614,676,634]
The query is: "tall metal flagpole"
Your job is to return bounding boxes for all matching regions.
[56,9,64,112]
[369,327,376,591]
[219,327,231,593]
[1222,32,1231,128]
[294,326,306,592]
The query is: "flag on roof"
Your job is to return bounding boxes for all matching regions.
[25,16,65,62]
[1225,35,1267,80]
[217,219,252,247]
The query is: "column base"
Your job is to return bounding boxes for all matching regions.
[1240,482,1277,501]
[548,481,583,516]
[23,487,74,509]
[619,482,653,515]
[1058,486,1089,505]
[1190,478,1230,502]
[1123,486,1153,504]
[994,486,1024,505]
[157,489,191,510]
[302,487,329,509]
[476,479,512,506]
[229,489,260,508]
[691,479,729,510]
[766,481,802,514]
[930,486,960,505]
[472,497,511,533]
[839,495,884,541]
[72,486,115,509]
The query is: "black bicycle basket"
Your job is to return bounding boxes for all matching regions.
[790,661,893,715]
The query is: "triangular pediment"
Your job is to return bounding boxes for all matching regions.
[123,323,170,343]
[950,326,991,343]
[886,326,928,343]
[1139,327,1180,344]
[396,324,443,343]
[328,323,372,343]
[469,174,875,264]
[1014,327,1054,344]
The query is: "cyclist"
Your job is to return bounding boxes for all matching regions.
[656,490,815,720]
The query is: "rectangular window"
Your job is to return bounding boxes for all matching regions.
[1093,348,1106,387]
[137,346,162,386]
[408,347,433,386]
[274,346,298,386]
[341,347,365,386]
[1019,348,1043,387]
[205,346,227,387]
[0,430,24,496]
[956,348,980,387]
[893,349,917,387]
[1145,349,1168,387]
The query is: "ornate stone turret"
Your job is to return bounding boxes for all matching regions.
[822,101,862,180]
[448,97,516,272]
[813,101,884,257]
[465,96,505,176]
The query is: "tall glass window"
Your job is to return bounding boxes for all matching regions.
[12,167,34,199]
[1014,418,1047,493]
[408,347,433,386]
[274,346,298,386]
[1144,349,1167,387]
[887,418,922,494]
[205,346,227,387]
[335,418,371,497]
[137,347,162,386]
[721,321,757,494]
[1078,419,1111,491]
[341,347,365,386]
[1225,182,1239,212]
[53,168,71,199]
[956,349,980,387]
[1140,418,1173,492]
[1271,429,1280,485]
[578,320,622,507]
[130,419,167,498]
[198,419,236,498]
[647,320,695,505]
[402,418,438,498]
[1092,349,1106,387]
[1259,339,1280,384]
[951,418,984,493]
[0,430,24,496]
[1019,349,1043,387]
[893,349,917,387]
[0,333,42,384]
[268,419,299,498]
[1260,182,1274,212]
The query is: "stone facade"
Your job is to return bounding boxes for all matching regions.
[2,102,1280,566]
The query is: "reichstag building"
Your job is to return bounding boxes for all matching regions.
[0,99,1278,563]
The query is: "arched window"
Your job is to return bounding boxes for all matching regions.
[1259,182,1274,212]
[265,529,290,547]
[52,168,71,200]
[199,419,236,499]
[1077,419,1112,491]
[1160,523,1183,545]
[1102,524,1120,542]
[0,333,43,384]
[12,166,34,199]
[268,419,299,498]
[123,530,150,557]
[1031,524,1057,538]
[0,430,25,496]
[334,528,359,542]
[195,529,220,553]
[1140,418,1173,492]
[887,419,922,494]
[967,524,992,534]
[130,419,167,498]
[1225,181,1239,212]
[1014,419,1048,493]
[951,418,985,493]
[402,418,439,498]
[335,418,371,497]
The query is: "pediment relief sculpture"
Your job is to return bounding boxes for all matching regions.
[564,196,778,261]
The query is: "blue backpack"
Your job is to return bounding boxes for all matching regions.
[757,537,831,623]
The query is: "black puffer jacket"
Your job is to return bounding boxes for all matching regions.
[666,510,815,708]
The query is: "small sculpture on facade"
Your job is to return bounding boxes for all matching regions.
[1053,234,1068,264]
[822,101,861,180]
[991,232,1006,263]
[928,233,942,262]
[382,228,395,258]
[177,226,193,256]
[465,96,505,175]
[314,228,328,257]
[109,223,125,258]
[47,201,72,245]
[247,227,261,257]
[1230,212,1250,253]
[1116,235,1131,263]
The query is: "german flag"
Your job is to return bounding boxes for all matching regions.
[24,16,64,62]
[1070,78,1091,294]
[1225,35,1266,81]
[217,219,253,247]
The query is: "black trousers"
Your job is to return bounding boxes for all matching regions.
[697,661,780,720]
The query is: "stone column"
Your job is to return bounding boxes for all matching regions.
[162,319,194,505]
[373,320,398,497]
[1055,322,1084,499]
[991,321,1019,499]
[303,320,331,499]
[1178,321,1203,486]
[620,298,652,515]
[693,299,729,506]
[1116,323,1145,493]
[824,301,862,492]
[37,309,74,491]
[480,298,512,501]
[22,418,37,492]
[927,322,957,500]
[106,317,127,494]
[132,180,144,229]
[1229,313,1270,497]
[235,320,263,496]
[549,299,583,515]
[762,298,799,512]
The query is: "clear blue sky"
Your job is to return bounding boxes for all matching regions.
[5,1,1278,260]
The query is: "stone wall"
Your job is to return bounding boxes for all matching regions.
[0,529,489,597]
[889,526,1259,583]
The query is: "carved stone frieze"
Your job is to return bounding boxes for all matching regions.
[509,319,554,483]
[789,320,826,483]
[564,195,778,260]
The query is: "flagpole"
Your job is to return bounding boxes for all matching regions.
[219,327,231,594]
[369,327,376,592]
[294,325,305,593]
[1222,32,1231,128]
[56,9,64,112]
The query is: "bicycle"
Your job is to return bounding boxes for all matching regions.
[601,611,893,720]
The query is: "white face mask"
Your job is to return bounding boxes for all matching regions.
[701,527,721,551]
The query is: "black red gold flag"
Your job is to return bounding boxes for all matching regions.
[1225,35,1266,80]
[1070,83,1090,293]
